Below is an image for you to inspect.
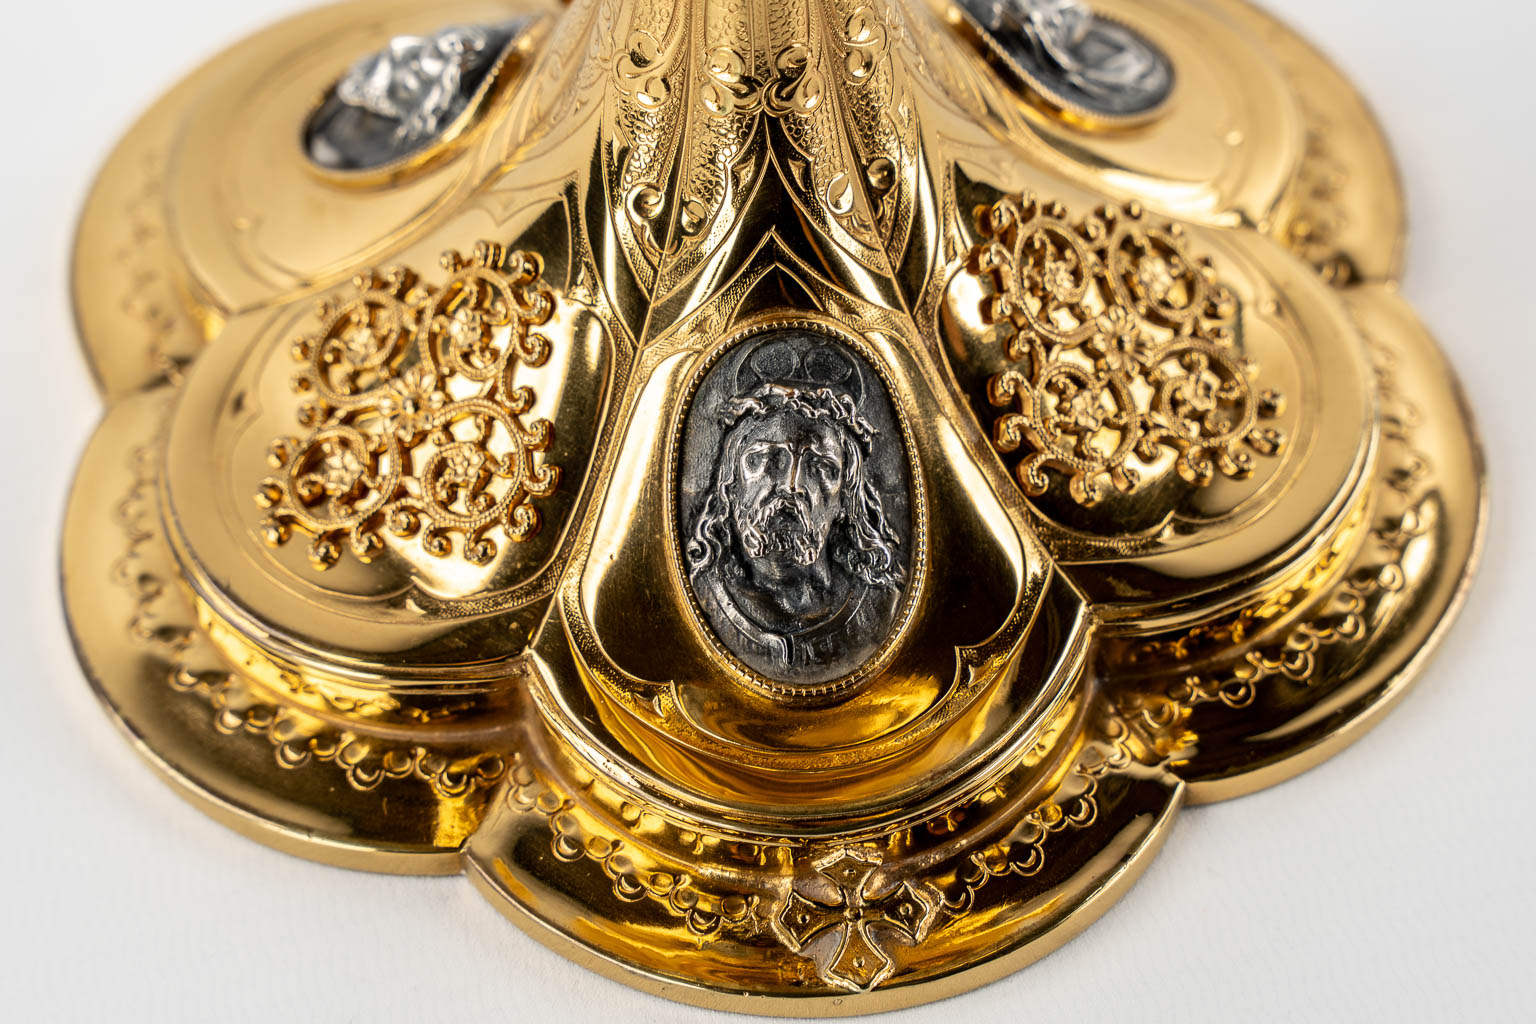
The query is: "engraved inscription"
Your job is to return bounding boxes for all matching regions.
[679,331,910,694]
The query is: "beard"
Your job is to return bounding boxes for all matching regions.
[737,493,824,567]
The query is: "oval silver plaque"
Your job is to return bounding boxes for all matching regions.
[677,329,913,694]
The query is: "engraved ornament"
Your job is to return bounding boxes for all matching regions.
[62,0,1485,1016]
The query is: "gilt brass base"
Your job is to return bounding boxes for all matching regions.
[64,0,1484,1014]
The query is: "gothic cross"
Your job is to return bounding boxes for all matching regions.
[771,848,941,992]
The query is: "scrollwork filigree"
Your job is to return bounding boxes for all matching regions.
[974,195,1285,506]
[257,242,560,569]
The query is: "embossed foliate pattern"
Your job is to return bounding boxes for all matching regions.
[58,0,1486,1010]
[1119,336,1438,728]
[590,0,923,326]
[973,194,1285,506]
[257,243,561,569]
[117,443,508,802]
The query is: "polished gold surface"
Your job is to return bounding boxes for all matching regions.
[63,0,1485,1014]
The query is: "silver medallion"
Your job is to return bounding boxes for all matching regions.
[959,0,1173,117]
[678,331,912,694]
[306,19,528,171]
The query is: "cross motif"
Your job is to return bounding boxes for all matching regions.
[770,847,941,992]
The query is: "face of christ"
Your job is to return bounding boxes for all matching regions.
[682,343,907,683]
[726,409,849,585]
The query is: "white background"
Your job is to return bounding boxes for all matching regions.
[2,2,1531,1021]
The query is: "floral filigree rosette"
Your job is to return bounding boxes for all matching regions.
[256,242,561,568]
[974,195,1285,506]
[56,0,1488,1013]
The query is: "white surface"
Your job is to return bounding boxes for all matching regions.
[2,2,1532,1020]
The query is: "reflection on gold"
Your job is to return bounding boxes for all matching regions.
[62,0,1483,1013]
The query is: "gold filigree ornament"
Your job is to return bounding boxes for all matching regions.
[974,196,1286,505]
[255,243,560,569]
[63,0,1485,1015]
